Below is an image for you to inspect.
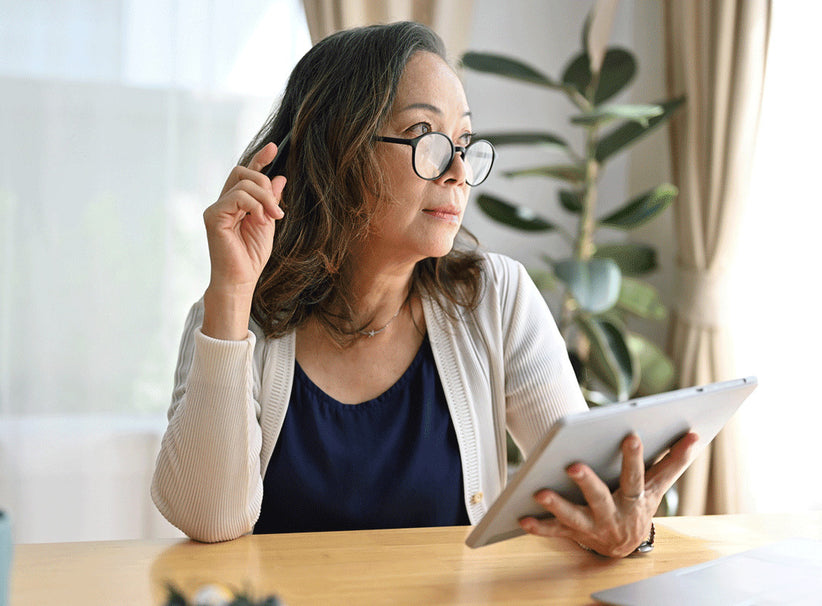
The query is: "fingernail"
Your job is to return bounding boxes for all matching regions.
[536,491,552,505]
[568,464,583,478]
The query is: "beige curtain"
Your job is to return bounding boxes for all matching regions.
[663,0,771,515]
[301,0,474,60]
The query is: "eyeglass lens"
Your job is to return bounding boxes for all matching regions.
[464,143,494,185]
[415,133,453,179]
[414,133,493,185]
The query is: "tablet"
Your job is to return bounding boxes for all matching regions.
[465,376,758,548]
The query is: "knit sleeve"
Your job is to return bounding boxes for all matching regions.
[491,256,588,458]
[151,301,264,542]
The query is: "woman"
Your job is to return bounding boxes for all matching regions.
[152,21,696,557]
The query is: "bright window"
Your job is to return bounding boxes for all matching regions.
[729,1,822,513]
[0,0,312,416]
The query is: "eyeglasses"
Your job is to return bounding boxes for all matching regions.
[375,132,496,186]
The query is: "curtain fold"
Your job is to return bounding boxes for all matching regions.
[301,0,474,60]
[663,0,771,515]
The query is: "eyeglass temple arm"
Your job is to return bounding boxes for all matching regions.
[262,131,292,179]
[374,136,414,145]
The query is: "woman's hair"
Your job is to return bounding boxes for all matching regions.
[240,21,483,344]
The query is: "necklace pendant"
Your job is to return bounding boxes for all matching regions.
[357,301,405,338]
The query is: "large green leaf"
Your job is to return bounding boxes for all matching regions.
[576,314,636,400]
[595,96,686,162]
[506,431,523,464]
[554,258,621,313]
[571,104,664,127]
[527,268,559,292]
[562,48,637,104]
[504,164,585,184]
[461,52,562,89]
[480,131,569,153]
[559,189,583,213]
[476,193,556,231]
[581,386,615,407]
[617,277,667,321]
[595,243,657,275]
[599,184,678,229]
[626,333,676,395]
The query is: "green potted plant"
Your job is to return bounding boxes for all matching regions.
[462,3,684,409]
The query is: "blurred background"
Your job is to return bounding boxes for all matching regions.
[0,0,819,543]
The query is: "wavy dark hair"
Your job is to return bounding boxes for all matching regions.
[240,21,484,343]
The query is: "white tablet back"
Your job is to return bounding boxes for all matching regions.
[466,377,758,548]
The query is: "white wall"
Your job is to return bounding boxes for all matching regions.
[463,0,675,344]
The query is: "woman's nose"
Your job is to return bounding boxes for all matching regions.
[437,150,467,186]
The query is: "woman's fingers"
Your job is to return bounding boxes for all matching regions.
[617,434,646,503]
[225,189,268,224]
[564,463,617,521]
[206,186,263,226]
[270,175,287,216]
[520,434,695,558]
[645,432,700,497]
[518,515,577,539]
[248,142,278,173]
[218,143,286,201]
[232,178,283,220]
[531,489,596,534]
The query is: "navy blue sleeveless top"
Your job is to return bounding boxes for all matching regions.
[254,337,470,533]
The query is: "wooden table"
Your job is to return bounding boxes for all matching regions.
[11,512,822,605]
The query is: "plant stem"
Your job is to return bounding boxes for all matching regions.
[564,71,602,378]
[576,125,599,261]
[563,85,592,112]
[577,68,601,263]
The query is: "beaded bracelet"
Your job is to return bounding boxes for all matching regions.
[635,522,655,553]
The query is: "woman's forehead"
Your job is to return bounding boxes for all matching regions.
[393,51,469,116]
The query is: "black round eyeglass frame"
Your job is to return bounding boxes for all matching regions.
[375,132,496,186]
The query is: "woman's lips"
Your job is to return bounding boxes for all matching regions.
[422,207,461,224]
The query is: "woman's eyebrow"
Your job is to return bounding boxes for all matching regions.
[398,102,472,118]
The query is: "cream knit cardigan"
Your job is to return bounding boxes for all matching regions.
[152,253,587,542]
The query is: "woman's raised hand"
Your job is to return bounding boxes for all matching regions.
[201,143,286,340]
[519,432,699,558]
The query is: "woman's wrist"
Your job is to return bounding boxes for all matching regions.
[202,285,254,341]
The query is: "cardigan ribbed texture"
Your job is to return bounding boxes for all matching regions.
[151,253,587,542]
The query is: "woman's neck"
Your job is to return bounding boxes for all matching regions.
[344,254,418,326]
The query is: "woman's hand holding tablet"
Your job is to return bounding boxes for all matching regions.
[465,377,757,554]
[519,431,699,558]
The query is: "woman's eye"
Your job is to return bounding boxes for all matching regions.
[458,132,475,145]
[407,122,432,136]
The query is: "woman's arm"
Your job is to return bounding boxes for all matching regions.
[151,302,264,542]
[493,258,699,557]
[494,256,588,457]
[151,144,286,542]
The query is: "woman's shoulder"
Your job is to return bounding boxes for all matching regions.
[475,251,532,298]
[478,251,526,279]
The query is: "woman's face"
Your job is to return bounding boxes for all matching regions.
[365,51,473,266]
